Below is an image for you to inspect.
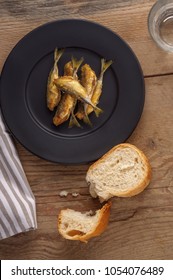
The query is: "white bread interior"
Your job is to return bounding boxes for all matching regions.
[58,202,111,242]
[86,143,151,202]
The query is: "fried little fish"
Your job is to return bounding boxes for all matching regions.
[83,59,113,122]
[64,60,77,78]
[81,64,97,99]
[76,64,97,126]
[68,57,84,128]
[55,76,103,117]
[47,48,64,111]
[53,57,83,127]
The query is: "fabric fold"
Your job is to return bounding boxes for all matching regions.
[0,112,37,240]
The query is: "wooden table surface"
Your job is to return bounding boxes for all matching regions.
[0,0,173,260]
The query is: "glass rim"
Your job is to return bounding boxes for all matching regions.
[148,1,173,52]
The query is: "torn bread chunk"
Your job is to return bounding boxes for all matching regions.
[86,143,151,202]
[58,202,111,242]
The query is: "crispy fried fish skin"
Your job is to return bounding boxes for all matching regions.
[53,61,74,126]
[55,76,103,117]
[53,57,83,127]
[47,48,64,111]
[63,60,79,79]
[76,64,97,125]
[55,76,86,97]
[84,59,113,119]
[68,57,84,128]
[53,92,74,126]
[81,64,97,98]
[64,61,73,77]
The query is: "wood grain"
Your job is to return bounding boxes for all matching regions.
[0,0,173,260]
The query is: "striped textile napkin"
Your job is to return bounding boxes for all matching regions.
[0,113,37,240]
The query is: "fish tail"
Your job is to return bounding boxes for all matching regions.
[100,58,113,76]
[85,97,103,117]
[83,115,93,126]
[83,106,93,126]
[54,48,64,63]
[69,112,81,128]
[72,56,84,75]
[93,105,103,117]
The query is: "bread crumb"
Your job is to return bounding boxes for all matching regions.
[59,191,68,197]
[72,192,79,197]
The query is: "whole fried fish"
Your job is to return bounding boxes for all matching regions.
[76,64,97,126]
[55,76,103,117]
[47,48,64,111]
[53,57,83,127]
[83,59,113,122]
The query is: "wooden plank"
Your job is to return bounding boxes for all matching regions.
[0,0,173,77]
[0,73,172,259]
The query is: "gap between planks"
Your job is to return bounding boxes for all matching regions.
[145,72,173,79]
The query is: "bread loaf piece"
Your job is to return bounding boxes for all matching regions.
[58,202,111,242]
[86,143,151,202]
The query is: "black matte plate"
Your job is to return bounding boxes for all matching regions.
[0,19,145,164]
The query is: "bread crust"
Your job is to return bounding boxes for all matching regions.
[58,202,112,243]
[87,143,152,199]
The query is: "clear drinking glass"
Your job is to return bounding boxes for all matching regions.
[148,0,173,52]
